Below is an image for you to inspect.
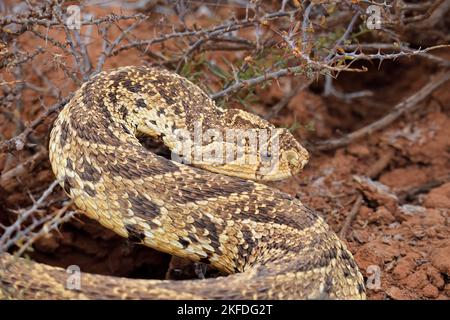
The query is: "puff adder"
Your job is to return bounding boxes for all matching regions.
[0,66,365,299]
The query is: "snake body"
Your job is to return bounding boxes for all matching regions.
[0,66,365,299]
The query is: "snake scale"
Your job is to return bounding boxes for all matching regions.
[0,66,365,299]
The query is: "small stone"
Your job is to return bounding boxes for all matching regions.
[430,246,450,275]
[352,229,371,243]
[354,241,400,271]
[347,144,370,157]
[421,209,445,226]
[358,205,373,221]
[393,234,404,241]
[426,265,445,289]
[379,167,428,192]
[14,138,24,150]
[401,270,428,289]
[386,286,408,300]
[399,204,426,215]
[367,206,396,225]
[392,257,416,280]
[444,284,450,297]
[423,182,450,208]
[422,284,439,299]
[354,176,399,214]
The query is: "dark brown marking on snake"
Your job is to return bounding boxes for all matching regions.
[193,214,222,255]
[179,238,190,248]
[152,73,172,86]
[226,112,256,128]
[340,250,352,262]
[257,203,317,230]
[276,238,306,255]
[108,91,117,104]
[110,70,146,95]
[318,248,338,269]
[128,194,161,228]
[182,99,221,133]
[63,176,76,195]
[150,154,180,173]
[260,237,336,277]
[97,100,114,124]
[123,79,142,93]
[78,160,102,183]
[276,191,293,201]
[125,224,145,243]
[325,246,338,261]
[66,158,73,170]
[238,224,258,269]
[337,245,355,273]
[59,121,70,148]
[156,108,165,117]
[96,153,108,166]
[199,256,210,264]
[187,234,198,245]
[174,179,254,204]
[348,258,357,269]
[172,104,183,115]
[117,197,130,210]
[121,124,131,135]
[310,248,340,271]
[255,202,276,216]
[102,150,179,179]
[343,268,351,278]
[92,131,122,147]
[181,100,196,124]
[207,187,315,231]
[358,283,365,294]
[323,276,334,296]
[84,184,97,197]
[160,89,177,105]
[70,113,121,147]
[118,105,128,119]
[136,98,147,109]
[111,71,128,89]
[151,74,180,106]
[81,82,97,110]
[224,110,269,132]
[171,176,315,230]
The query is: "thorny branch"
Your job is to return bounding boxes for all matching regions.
[0,180,74,255]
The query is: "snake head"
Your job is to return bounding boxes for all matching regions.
[283,129,309,172]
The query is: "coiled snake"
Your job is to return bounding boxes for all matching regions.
[0,66,365,299]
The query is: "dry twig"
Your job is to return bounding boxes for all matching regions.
[315,71,450,151]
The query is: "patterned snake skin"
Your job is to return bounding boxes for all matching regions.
[0,66,365,299]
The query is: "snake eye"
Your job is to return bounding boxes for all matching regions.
[285,150,299,167]
[261,152,272,161]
